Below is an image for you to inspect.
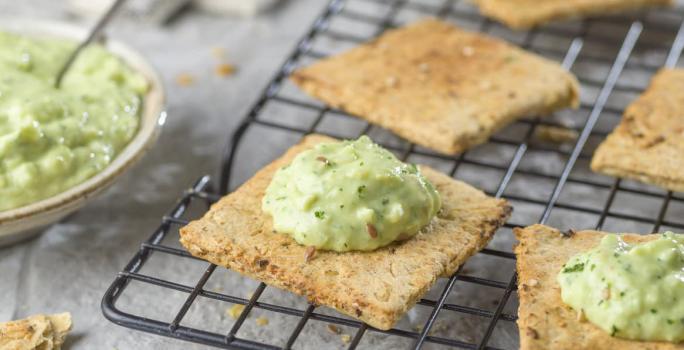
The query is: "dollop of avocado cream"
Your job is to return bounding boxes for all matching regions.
[557,232,684,342]
[0,31,147,211]
[262,136,441,252]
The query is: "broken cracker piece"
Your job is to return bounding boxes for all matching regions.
[533,125,579,144]
[180,134,511,330]
[0,313,72,350]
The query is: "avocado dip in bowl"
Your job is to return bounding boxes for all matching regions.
[0,19,165,246]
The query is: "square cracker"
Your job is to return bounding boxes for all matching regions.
[0,313,72,350]
[180,134,511,330]
[290,19,579,155]
[591,69,684,192]
[474,0,672,29]
[514,224,679,350]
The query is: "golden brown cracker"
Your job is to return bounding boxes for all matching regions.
[180,134,511,330]
[291,18,579,155]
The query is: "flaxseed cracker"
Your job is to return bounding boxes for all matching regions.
[515,224,679,350]
[180,134,511,330]
[290,18,579,155]
[0,313,72,350]
[591,68,684,192]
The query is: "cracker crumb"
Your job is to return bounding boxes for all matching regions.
[255,317,269,326]
[534,125,578,144]
[215,63,236,77]
[462,46,475,56]
[226,304,245,319]
[340,334,352,344]
[176,73,195,87]
[326,324,341,334]
[211,47,226,59]
[413,324,424,332]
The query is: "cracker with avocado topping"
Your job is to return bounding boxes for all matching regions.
[591,69,684,192]
[180,134,511,330]
[290,18,579,155]
[0,313,72,350]
[514,224,678,350]
[474,0,672,30]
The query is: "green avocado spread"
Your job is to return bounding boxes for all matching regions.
[557,232,684,342]
[0,31,148,211]
[262,136,441,252]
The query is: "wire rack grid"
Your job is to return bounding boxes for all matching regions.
[102,0,684,349]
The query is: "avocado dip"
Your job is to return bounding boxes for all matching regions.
[0,31,148,211]
[557,232,684,342]
[262,136,441,252]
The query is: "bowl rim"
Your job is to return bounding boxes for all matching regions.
[0,19,166,225]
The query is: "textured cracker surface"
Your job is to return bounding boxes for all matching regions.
[0,313,71,350]
[180,134,511,330]
[591,69,684,192]
[514,224,681,350]
[290,19,579,155]
[474,0,672,29]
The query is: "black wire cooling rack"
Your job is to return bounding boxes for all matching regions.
[102,0,684,349]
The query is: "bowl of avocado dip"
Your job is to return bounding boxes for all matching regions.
[0,19,165,246]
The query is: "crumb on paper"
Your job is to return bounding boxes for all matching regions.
[326,324,341,334]
[226,304,245,319]
[212,47,226,59]
[215,63,236,77]
[534,125,578,144]
[413,324,424,332]
[176,73,195,87]
[340,334,352,344]
[246,291,254,299]
[255,317,269,326]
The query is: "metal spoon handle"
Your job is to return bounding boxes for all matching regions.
[54,0,127,88]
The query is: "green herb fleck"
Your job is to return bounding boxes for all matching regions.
[562,263,585,273]
[667,319,674,325]
[357,185,366,197]
[651,309,658,314]
[611,325,619,336]
[382,198,389,205]
[590,264,596,271]
[620,291,625,297]
[314,211,325,219]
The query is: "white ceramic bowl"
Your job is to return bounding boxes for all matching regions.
[0,19,166,247]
